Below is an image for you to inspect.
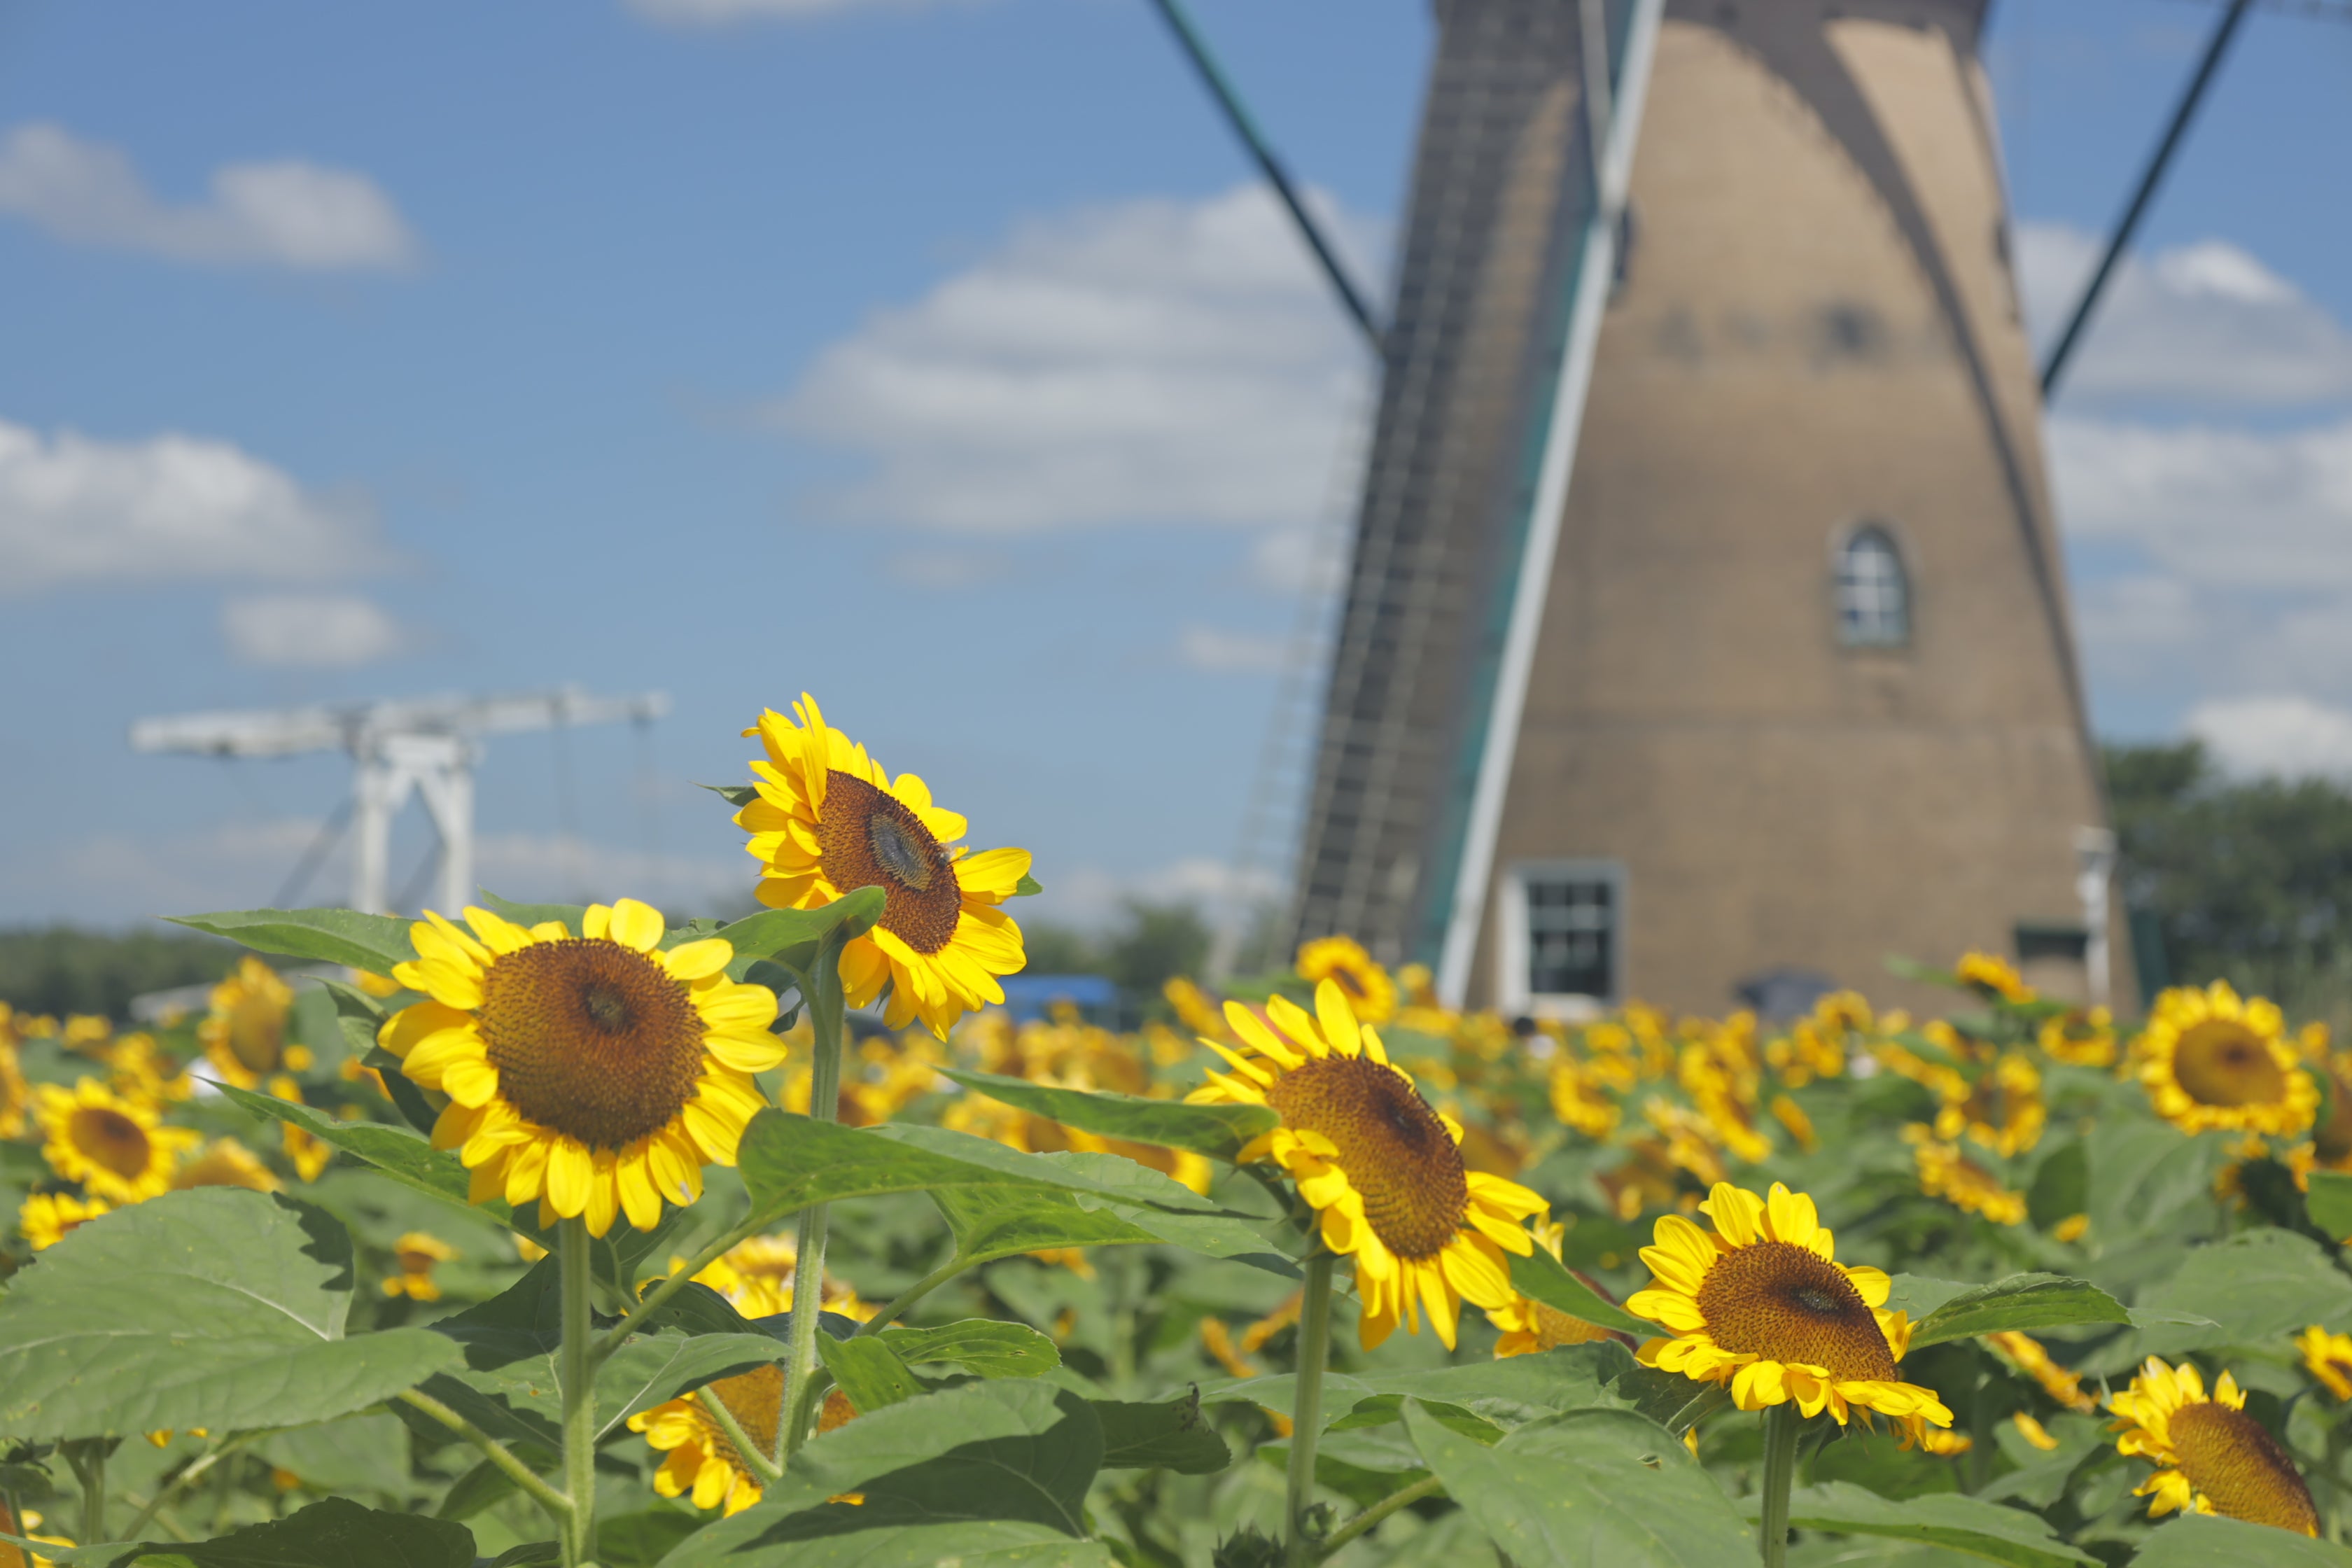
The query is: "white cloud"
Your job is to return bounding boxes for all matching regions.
[2016,221,2352,406]
[220,594,410,668]
[2047,413,2352,590]
[883,547,1012,591]
[2187,695,2352,780]
[628,0,973,20]
[0,122,415,271]
[772,183,1378,535]
[1178,623,1287,674]
[0,418,383,593]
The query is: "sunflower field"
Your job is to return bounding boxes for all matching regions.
[6,698,2352,1567]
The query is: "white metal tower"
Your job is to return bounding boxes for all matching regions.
[130,688,670,914]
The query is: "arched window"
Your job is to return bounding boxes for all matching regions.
[1834,524,1910,648]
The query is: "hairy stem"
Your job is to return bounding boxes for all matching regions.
[1284,1252,1336,1568]
[1759,1401,1800,1568]
[398,1389,573,1523]
[854,1251,974,1336]
[780,924,852,1459]
[120,1432,259,1540]
[63,1439,106,1546]
[589,1212,763,1365]
[694,1382,785,1484]
[559,1214,599,1567]
[1317,1473,1442,1558]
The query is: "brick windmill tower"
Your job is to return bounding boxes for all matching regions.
[1288,0,2126,1016]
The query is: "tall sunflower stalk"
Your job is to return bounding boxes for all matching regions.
[1284,1252,1336,1568]
[779,921,855,1457]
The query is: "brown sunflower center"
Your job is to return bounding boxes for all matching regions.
[1694,1239,1899,1382]
[2174,1021,2287,1107]
[476,939,706,1149]
[1264,1054,1469,1260]
[2170,1401,2318,1534]
[699,1364,783,1473]
[227,997,285,1074]
[71,1106,153,1179]
[816,771,962,955]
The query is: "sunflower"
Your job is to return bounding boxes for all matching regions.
[34,1079,198,1204]
[1988,1330,2098,1413]
[738,694,1029,1040]
[1906,1128,2026,1226]
[629,1368,859,1516]
[1626,1181,1953,1440]
[1186,980,1548,1350]
[173,1136,281,1193]
[2013,1411,2062,1451]
[2295,1326,2352,1402]
[1548,1059,1621,1140]
[18,1191,109,1251]
[1162,976,1228,1042]
[199,955,309,1089]
[380,1232,458,1301]
[378,900,782,1238]
[108,1032,192,1104]
[676,1232,873,1321]
[1768,1093,1819,1152]
[267,1075,334,1182]
[2138,982,2317,1138]
[1956,951,2034,1004]
[0,1033,26,1138]
[1933,1051,2045,1158]
[2038,1007,2117,1068]
[1486,1219,1623,1358]
[1294,936,1396,1026]
[2110,1356,2317,1534]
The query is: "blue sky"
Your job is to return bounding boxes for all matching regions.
[0,0,2346,932]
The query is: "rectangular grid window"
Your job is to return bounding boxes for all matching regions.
[1835,530,1909,647]
[1508,862,1622,1007]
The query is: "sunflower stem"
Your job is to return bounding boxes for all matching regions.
[1758,1402,1800,1567]
[63,1439,106,1545]
[854,1250,974,1336]
[1317,1472,1442,1558]
[780,923,852,1460]
[559,1214,600,1567]
[695,1380,785,1484]
[398,1388,573,1524]
[120,1431,259,1540]
[1284,1252,1336,1568]
[589,1213,764,1366]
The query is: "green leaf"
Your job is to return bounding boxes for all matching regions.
[1905,1274,2132,1349]
[2307,1169,2352,1240]
[2026,1138,2089,1230]
[2133,1229,2352,1353]
[1204,1341,1637,1431]
[252,1413,412,1499]
[431,1457,517,1521]
[1326,1394,1505,1445]
[877,1319,1060,1379]
[4,1502,479,1567]
[0,1189,463,1441]
[734,1112,1226,1226]
[221,1086,503,1228]
[1092,1390,1231,1474]
[818,1334,923,1411]
[714,888,888,972]
[939,1069,1278,1161]
[1506,1244,1653,1339]
[2129,1514,2352,1566]
[600,1334,785,1434]
[596,1511,705,1568]
[659,1522,1109,1568]
[1401,1401,1753,1566]
[166,907,416,974]
[654,1381,1103,1567]
[1609,1366,1732,1437]
[1014,874,1044,897]
[358,1044,442,1137]
[474,891,592,930]
[927,1172,1295,1274]
[700,781,760,809]
[1751,1481,2096,1567]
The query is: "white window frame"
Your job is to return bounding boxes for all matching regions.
[1496,858,1625,1019]
[1832,522,1911,649]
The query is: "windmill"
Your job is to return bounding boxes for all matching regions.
[130,688,669,916]
[1154,0,2298,1014]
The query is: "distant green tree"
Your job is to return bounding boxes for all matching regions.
[2106,741,2352,1023]
[1100,902,1212,1003]
[0,925,248,1021]
[1018,923,1100,977]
